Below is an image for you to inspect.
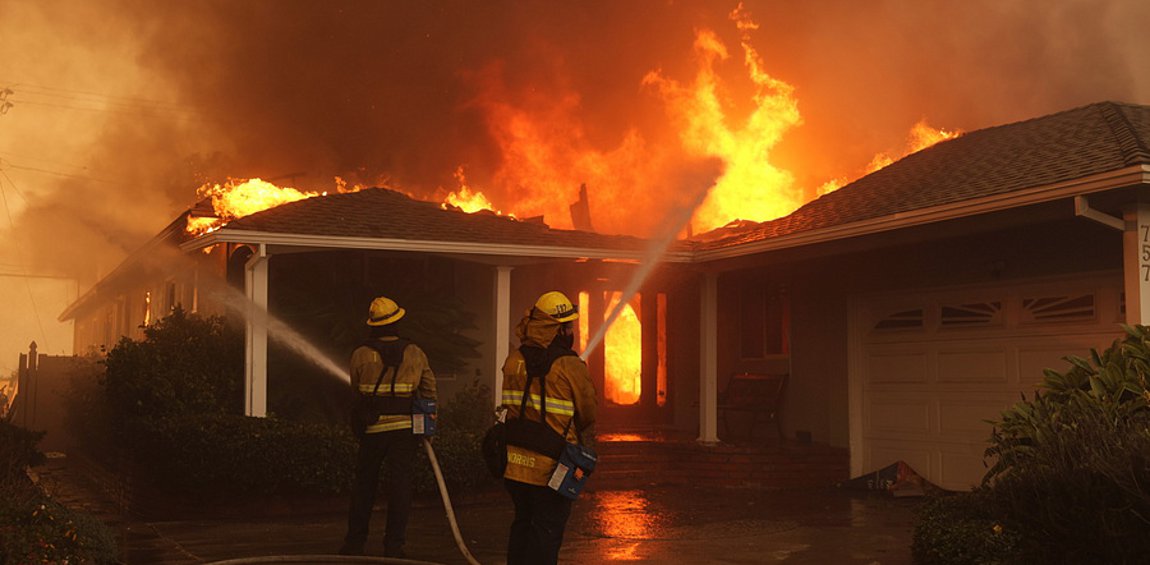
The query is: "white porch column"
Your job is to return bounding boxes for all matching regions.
[1124,203,1150,324]
[493,265,514,408]
[244,244,269,417]
[698,271,719,443]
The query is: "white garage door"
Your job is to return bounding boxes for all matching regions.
[852,272,1124,491]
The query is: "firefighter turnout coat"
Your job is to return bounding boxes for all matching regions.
[351,336,437,434]
[501,312,597,486]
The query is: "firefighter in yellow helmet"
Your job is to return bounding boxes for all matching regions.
[501,291,597,565]
[339,296,436,559]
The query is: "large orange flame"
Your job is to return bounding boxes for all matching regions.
[819,120,962,195]
[440,166,511,216]
[604,291,641,406]
[186,177,358,235]
[644,3,804,234]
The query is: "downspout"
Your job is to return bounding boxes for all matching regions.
[1074,195,1126,231]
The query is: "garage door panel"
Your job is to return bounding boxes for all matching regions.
[866,351,929,384]
[938,349,1008,384]
[856,273,1123,491]
[938,397,1011,440]
[866,397,931,435]
[1017,339,1111,388]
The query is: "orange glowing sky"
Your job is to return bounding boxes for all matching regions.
[3,0,1150,374]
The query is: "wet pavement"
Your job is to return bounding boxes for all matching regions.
[35,454,924,564]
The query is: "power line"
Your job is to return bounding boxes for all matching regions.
[8,81,195,112]
[2,160,115,184]
[0,150,97,175]
[4,81,210,119]
[8,97,210,123]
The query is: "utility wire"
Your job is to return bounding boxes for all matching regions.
[4,161,115,184]
[9,97,210,123]
[9,82,195,112]
[4,81,211,122]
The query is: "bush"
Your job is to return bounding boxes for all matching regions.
[409,379,497,496]
[94,308,495,502]
[978,324,1150,562]
[103,306,244,425]
[127,413,356,496]
[0,420,118,564]
[1,419,46,480]
[122,381,496,500]
[912,490,1023,565]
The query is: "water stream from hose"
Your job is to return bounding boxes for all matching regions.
[205,284,351,383]
[581,175,717,360]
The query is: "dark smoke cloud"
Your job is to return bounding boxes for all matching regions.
[6,0,1150,281]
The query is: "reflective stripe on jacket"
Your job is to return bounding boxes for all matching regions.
[501,351,596,486]
[351,337,436,434]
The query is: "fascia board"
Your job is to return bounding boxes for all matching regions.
[182,230,696,263]
[694,165,1150,263]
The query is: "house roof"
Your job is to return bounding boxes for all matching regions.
[190,186,685,261]
[61,100,1150,322]
[693,101,1150,257]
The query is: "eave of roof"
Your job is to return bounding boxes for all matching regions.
[693,163,1150,262]
[183,228,695,262]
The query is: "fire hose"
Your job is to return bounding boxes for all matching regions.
[422,437,482,565]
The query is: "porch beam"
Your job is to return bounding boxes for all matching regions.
[493,265,513,408]
[699,271,719,443]
[244,244,269,417]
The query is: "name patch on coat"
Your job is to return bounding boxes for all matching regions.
[508,452,536,467]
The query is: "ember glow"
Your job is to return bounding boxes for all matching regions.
[186,178,357,235]
[604,291,641,406]
[440,167,509,215]
[818,120,962,195]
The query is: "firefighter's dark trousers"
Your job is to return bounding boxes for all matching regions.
[505,478,573,565]
[344,429,418,555]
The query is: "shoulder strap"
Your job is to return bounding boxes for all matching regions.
[360,339,411,397]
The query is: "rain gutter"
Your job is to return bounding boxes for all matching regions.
[692,164,1150,263]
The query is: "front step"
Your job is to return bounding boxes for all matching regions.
[590,432,849,490]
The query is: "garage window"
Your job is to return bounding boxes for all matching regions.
[940,301,1002,328]
[873,308,925,332]
[1021,294,1095,323]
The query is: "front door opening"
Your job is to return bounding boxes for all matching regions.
[579,290,669,410]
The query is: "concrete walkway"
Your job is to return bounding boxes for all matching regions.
[35,454,924,564]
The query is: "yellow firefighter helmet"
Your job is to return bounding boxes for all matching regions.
[367,296,406,326]
[535,291,579,323]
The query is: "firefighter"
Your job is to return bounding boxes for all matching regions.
[501,290,597,565]
[339,295,436,559]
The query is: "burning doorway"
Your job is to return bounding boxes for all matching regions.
[579,290,668,423]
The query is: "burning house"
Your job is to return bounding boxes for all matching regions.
[59,100,1150,491]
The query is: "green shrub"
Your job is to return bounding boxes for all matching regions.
[127,413,356,496]
[0,480,119,565]
[0,420,118,564]
[979,324,1150,563]
[410,379,497,496]
[95,308,494,501]
[0,419,47,480]
[912,490,1022,565]
[61,353,116,454]
[103,306,244,425]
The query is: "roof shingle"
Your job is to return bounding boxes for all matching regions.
[697,101,1150,249]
